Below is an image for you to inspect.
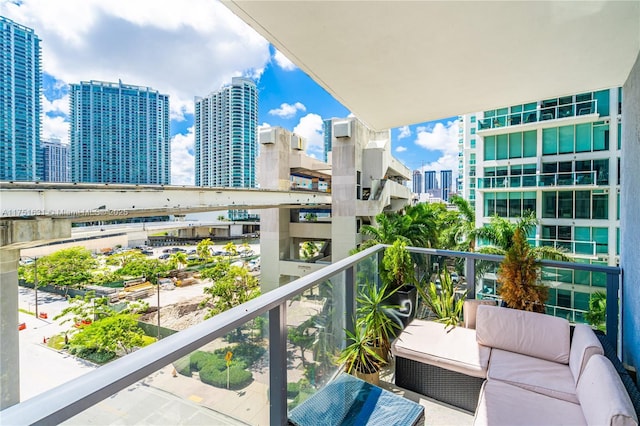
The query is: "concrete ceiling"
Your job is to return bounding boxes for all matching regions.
[223,1,640,130]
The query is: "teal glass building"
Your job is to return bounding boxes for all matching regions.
[70,80,170,184]
[0,17,42,181]
[195,77,258,220]
[459,88,622,320]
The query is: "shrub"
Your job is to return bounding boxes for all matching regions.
[174,355,191,377]
[199,364,252,390]
[71,347,116,364]
[190,351,220,370]
[215,343,266,366]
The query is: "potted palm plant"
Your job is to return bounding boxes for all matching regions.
[418,270,467,330]
[380,240,418,328]
[337,323,385,386]
[356,280,400,362]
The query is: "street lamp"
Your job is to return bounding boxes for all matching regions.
[156,273,161,340]
[22,256,39,318]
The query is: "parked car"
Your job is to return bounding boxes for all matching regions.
[159,253,170,260]
[141,250,154,256]
[450,272,460,283]
[162,248,171,253]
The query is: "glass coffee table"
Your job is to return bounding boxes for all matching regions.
[288,373,425,426]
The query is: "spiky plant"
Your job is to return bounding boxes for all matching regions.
[418,271,467,329]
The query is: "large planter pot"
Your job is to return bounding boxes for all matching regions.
[387,285,418,329]
[353,370,380,386]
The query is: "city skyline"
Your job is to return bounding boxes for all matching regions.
[0,2,459,186]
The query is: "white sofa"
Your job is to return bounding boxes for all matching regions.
[391,304,638,425]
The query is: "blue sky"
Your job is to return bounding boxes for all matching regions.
[2,0,459,185]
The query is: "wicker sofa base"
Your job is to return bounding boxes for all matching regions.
[395,356,484,412]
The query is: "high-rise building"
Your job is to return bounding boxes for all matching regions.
[70,80,170,184]
[323,118,334,162]
[412,170,423,194]
[0,17,42,181]
[440,170,453,201]
[195,77,258,220]
[424,170,437,190]
[459,87,621,315]
[41,138,69,182]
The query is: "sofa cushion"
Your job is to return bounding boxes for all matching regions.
[487,348,578,403]
[391,319,491,378]
[577,354,638,426]
[569,324,604,385]
[474,380,586,426]
[476,305,570,364]
[463,299,498,329]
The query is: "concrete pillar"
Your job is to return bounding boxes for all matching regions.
[621,51,640,370]
[0,249,20,409]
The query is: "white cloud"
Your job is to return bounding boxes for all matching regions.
[273,49,296,71]
[1,0,271,121]
[43,94,69,115]
[43,115,69,145]
[293,113,324,156]
[171,127,195,185]
[414,119,460,182]
[398,125,411,139]
[395,146,407,153]
[414,120,459,155]
[269,102,306,119]
[258,122,272,130]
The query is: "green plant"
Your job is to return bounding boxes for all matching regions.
[497,228,547,312]
[174,355,191,377]
[380,240,416,290]
[337,324,385,376]
[199,363,253,390]
[418,271,467,328]
[356,280,400,360]
[585,291,606,332]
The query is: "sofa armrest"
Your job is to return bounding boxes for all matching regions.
[577,355,638,426]
[569,324,604,384]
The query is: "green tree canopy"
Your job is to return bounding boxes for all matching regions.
[32,247,98,288]
[116,258,170,283]
[201,266,260,317]
[197,238,214,261]
[69,313,146,355]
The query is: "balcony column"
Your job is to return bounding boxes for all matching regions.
[621,50,640,370]
[0,248,20,409]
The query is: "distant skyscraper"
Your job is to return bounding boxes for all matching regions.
[424,170,437,190]
[70,80,170,184]
[0,17,42,181]
[441,169,453,201]
[195,77,258,220]
[41,138,69,182]
[323,118,333,162]
[412,170,423,193]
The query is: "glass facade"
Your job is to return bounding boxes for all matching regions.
[0,17,42,181]
[70,80,171,184]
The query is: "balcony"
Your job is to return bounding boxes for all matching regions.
[477,171,599,189]
[477,100,599,135]
[0,245,622,425]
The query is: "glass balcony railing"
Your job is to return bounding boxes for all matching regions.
[478,171,598,189]
[477,99,598,131]
[0,245,620,425]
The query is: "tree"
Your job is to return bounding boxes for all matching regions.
[54,291,148,327]
[106,250,147,268]
[116,258,170,283]
[169,252,188,270]
[288,318,316,368]
[475,212,570,261]
[585,291,607,332]
[440,195,476,251]
[201,266,260,317]
[197,238,214,261]
[223,242,238,260]
[33,247,98,289]
[360,213,411,250]
[69,313,146,355]
[200,262,230,283]
[497,228,548,312]
[300,241,319,260]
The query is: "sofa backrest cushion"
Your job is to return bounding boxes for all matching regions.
[569,324,604,384]
[476,305,570,364]
[577,354,638,426]
[463,299,498,329]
